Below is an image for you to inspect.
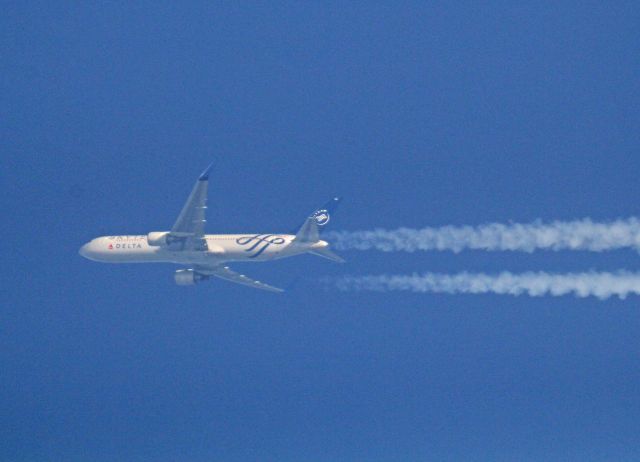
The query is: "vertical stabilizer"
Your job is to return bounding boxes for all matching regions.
[294,197,342,243]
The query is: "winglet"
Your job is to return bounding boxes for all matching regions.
[199,162,214,181]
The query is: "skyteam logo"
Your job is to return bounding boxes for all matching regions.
[236,234,286,258]
[312,209,330,226]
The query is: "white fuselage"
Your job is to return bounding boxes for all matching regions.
[79,234,328,265]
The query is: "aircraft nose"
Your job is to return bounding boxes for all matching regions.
[79,242,91,258]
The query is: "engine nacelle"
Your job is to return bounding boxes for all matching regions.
[174,269,208,286]
[147,231,170,247]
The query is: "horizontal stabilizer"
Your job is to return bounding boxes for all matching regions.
[308,247,345,263]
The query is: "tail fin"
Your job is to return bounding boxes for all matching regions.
[294,197,342,243]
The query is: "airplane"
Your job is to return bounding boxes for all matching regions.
[78,164,343,292]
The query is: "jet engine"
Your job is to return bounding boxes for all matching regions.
[174,269,208,286]
[147,231,171,246]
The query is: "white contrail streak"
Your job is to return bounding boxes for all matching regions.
[332,271,640,299]
[326,218,640,253]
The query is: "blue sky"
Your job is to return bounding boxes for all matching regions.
[2,2,640,461]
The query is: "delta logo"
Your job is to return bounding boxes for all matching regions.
[108,243,142,250]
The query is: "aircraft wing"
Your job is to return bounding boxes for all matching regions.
[196,265,284,293]
[169,164,213,250]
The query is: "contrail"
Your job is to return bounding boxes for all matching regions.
[331,271,640,299]
[326,218,640,253]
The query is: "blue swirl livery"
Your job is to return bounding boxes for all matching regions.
[236,234,286,258]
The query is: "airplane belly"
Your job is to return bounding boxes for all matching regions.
[105,247,168,263]
[231,244,299,262]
